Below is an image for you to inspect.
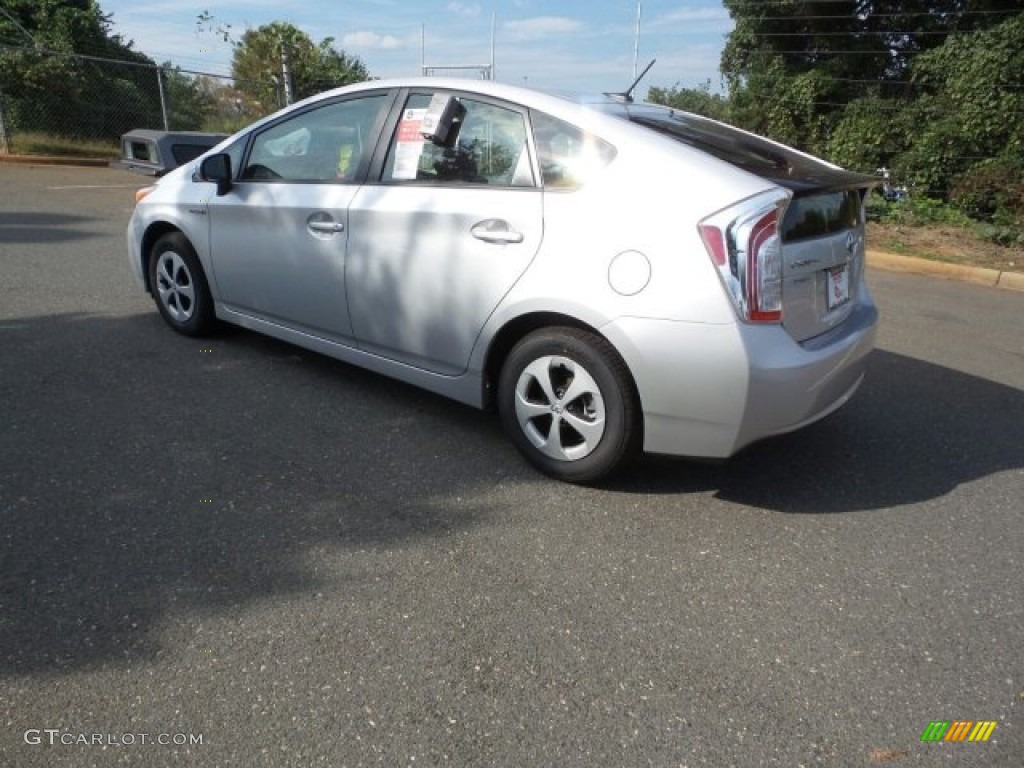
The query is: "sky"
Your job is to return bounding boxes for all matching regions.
[97,1,735,95]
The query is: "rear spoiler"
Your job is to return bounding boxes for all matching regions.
[775,170,880,198]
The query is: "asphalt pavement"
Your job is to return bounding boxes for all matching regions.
[1,165,1022,767]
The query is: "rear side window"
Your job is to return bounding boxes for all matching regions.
[782,191,861,241]
[530,111,616,189]
[382,93,533,187]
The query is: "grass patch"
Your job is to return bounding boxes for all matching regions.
[8,132,118,159]
[866,194,1023,274]
[868,222,1022,273]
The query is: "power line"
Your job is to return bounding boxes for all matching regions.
[728,0,994,5]
[751,10,1020,20]
[0,7,38,46]
[747,29,1008,36]
[813,75,1024,89]
[0,42,235,82]
[811,101,1024,116]
[742,48,940,54]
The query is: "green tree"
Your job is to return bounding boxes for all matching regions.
[719,0,1023,231]
[898,14,1024,209]
[160,63,216,131]
[826,94,909,174]
[646,81,730,122]
[720,1,1020,154]
[0,0,158,139]
[230,22,369,112]
[721,0,886,150]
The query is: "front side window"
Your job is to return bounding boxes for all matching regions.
[221,136,247,177]
[382,93,534,187]
[241,94,388,183]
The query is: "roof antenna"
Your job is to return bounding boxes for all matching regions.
[607,58,656,103]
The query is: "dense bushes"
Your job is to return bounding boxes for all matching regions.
[651,8,1024,240]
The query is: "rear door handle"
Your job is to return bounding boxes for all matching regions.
[471,219,524,244]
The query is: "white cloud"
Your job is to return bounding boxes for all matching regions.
[659,8,731,25]
[642,45,728,90]
[503,16,582,41]
[447,1,482,17]
[342,31,404,51]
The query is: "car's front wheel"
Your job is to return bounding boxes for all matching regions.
[498,327,640,483]
[148,232,214,337]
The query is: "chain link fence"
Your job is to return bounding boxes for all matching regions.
[0,44,278,156]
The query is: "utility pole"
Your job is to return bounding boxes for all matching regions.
[633,0,642,81]
[0,93,9,154]
[0,5,40,153]
[155,67,169,130]
[280,40,293,106]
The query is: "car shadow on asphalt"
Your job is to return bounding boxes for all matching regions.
[0,211,104,244]
[610,349,1024,513]
[0,312,509,678]
[1,313,1021,677]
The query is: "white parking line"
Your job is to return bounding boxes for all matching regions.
[46,184,146,190]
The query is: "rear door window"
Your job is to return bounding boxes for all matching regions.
[382,93,534,187]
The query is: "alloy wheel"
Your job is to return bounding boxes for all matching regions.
[154,250,196,323]
[514,355,607,461]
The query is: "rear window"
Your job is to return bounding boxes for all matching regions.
[782,191,861,242]
[627,109,804,178]
[624,105,876,195]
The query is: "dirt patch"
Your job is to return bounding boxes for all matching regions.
[868,747,910,764]
[868,222,1023,274]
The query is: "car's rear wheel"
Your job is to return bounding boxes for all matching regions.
[149,232,214,337]
[498,327,640,483]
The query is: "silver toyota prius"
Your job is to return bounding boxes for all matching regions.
[127,77,878,483]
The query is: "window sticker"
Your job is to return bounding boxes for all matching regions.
[392,108,427,180]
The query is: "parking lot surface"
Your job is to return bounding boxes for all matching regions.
[1,165,1022,766]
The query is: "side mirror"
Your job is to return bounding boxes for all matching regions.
[199,153,233,196]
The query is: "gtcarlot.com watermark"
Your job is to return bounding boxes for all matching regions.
[24,729,203,747]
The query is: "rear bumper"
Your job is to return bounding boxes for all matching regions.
[602,288,878,459]
[733,296,877,450]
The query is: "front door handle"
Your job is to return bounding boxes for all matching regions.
[471,219,524,244]
[308,220,345,234]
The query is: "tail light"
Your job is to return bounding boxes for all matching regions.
[698,191,790,324]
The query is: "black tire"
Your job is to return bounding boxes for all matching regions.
[498,327,640,483]
[148,232,215,337]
